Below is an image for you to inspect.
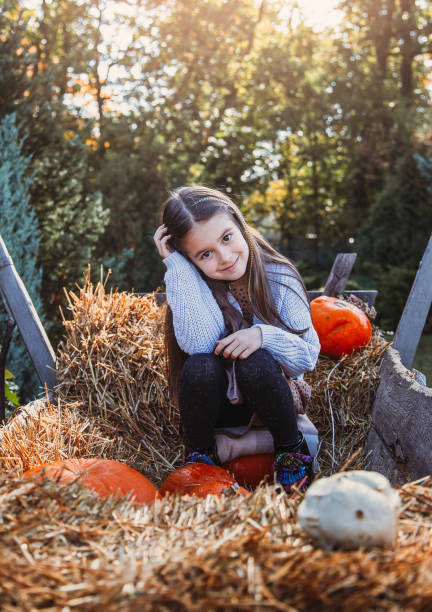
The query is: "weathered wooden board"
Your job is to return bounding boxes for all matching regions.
[393,235,432,370]
[365,347,432,484]
[323,253,357,296]
[0,236,56,391]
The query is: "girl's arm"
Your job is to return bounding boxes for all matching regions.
[253,268,321,378]
[163,251,225,354]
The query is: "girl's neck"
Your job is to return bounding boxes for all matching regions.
[227,274,248,290]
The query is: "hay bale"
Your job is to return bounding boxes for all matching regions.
[0,398,156,477]
[54,272,390,482]
[1,469,432,610]
[55,271,183,485]
[305,330,391,475]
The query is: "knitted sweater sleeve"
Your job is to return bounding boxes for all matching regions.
[163,251,225,354]
[253,266,321,378]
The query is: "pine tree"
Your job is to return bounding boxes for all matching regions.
[0,113,44,403]
[29,133,110,338]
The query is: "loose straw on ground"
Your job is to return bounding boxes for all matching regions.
[0,471,432,610]
[0,273,426,610]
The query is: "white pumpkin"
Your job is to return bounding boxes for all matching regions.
[298,470,400,549]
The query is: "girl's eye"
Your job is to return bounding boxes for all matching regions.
[223,233,232,242]
[201,251,211,260]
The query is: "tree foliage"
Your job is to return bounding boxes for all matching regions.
[0,0,431,341]
[1,0,110,343]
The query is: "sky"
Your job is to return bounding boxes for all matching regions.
[296,0,343,29]
[24,0,343,31]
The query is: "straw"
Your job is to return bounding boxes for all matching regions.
[0,470,432,610]
[55,269,183,485]
[305,329,390,475]
[12,274,390,483]
[1,277,429,610]
[0,397,155,475]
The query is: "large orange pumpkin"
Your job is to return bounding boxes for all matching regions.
[23,458,160,504]
[159,463,236,497]
[310,296,372,358]
[223,454,274,489]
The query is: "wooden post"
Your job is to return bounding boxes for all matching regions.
[0,235,56,392]
[393,235,432,370]
[323,253,357,296]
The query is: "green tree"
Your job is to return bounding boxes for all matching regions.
[333,0,432,232]
[0,1,32,114]
[93,114,169,291]
[3,0,431,324]
[357,138,432,329]
[1,0,111,341]
[238,23,350,265]
[30,135,109,333]
[92,0,286,290]
[130,0,279,191]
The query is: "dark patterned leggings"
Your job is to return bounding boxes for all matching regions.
[178,348,299,455]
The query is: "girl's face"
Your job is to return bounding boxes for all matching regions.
[180,212,249,281]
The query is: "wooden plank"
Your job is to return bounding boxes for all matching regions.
[0,235,56,391]
[323,253,357,296]
[393,234,432,370]
[412,369,427,387]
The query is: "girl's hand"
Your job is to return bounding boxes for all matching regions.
[154,224,174,259]
[214,328,262,360]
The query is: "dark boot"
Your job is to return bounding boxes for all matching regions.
[273,433,314,494]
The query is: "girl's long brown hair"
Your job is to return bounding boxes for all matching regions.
[161,185,311,406]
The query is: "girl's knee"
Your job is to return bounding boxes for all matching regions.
[181,352,224,383]
[236,349,280,386]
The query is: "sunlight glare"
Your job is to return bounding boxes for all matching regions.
[295,0,343,30]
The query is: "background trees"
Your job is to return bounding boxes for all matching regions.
[336,0,432,327]
[1,0,431,399]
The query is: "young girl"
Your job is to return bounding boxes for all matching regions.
[153,186,320,493]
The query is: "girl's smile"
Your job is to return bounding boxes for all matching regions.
[181,212,249,281]
[221,255,240,273]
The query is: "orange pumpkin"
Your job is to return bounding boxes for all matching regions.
[23,458,160,504]
[191,480,250,498]
[310,296,372,358]
[159,463,236,497]
[223,454,274,489]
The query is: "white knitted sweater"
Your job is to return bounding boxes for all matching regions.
[163,251,320,378]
